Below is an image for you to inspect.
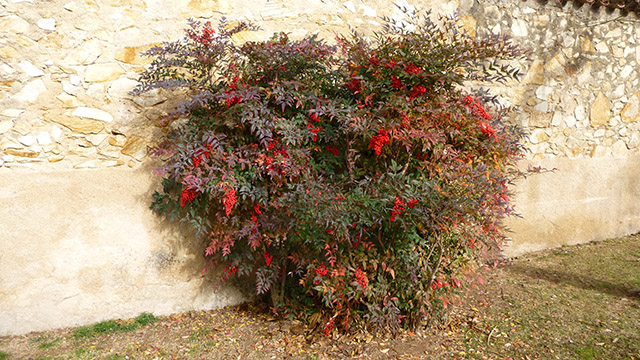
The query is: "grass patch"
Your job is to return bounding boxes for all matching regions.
[73,312,157,339]
[0,351,9,360]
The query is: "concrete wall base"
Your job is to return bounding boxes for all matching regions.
[0,168,247,336]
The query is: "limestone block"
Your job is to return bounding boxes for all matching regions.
[72,107,114,122]
[108,134,126,147]
[457,16,476,37]
[101,159,125,167]
[0,136,23,150]
[18,61,45,77]
[37,18,56,31]
[48,154,65,162]
[56,93,80,108]
[107,78,138,98]
[529,112,552,127]
[50,115,105,134]
[176,0,231,17]
[1,109,23,118]
[544,53,565,76]
[0,121,13,134]
[0,46,19,59]
[523,60,544,85]
[621,93,640,123]
[18,136,37,146]
[84,64,124,82]
[12,79,47,104]
[74,159,102,169]
[0,15,31,34]
[230,31,269,46]
[511,19,528,37]
[114,43,160,65]
[612,140,628,157]
[50,126,63,142]
[529,129,549,144]
[37,132,52,145]
[595,41,609,53]
[63,40,102,65]
[590,92,611,127]
[4,149,40,158]
[86,134,108,146]
[121,135,147,161]
[590,144,609,157]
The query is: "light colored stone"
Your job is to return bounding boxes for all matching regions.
[101,159,125,167]
[56,93,79,108]
[175,0,231,17]
[551,112,563,126]
[72,107,114,122]
[114,43,160,65]
[530,112,551,127]
[621,65,633,79]
[534,102,548,113]
[511,19,528,37]
[62,81,80,96]
[107,78,138,98]
[535,86,552,101]
[577,61,592,83]
[121,135,147,160]
[595,41,609,53]
[529,129,549,144]
[50,126,63,142]
[564,115,576,127]
[99,147,122,158]
[230,31,269,46]
[18,61,45,77]
[0,46,20,59]
[37,18,56,31]
[612,140,628,157]
[621,93,640,123]
[70,75,82,86]
[37,132,52,145]
[84,64,124,82]
[0,15,31,34]
[0,136,23,150]
[108,134,127,147]
[590,92,611,127]
[360,4,376,17]
[13,79,47,103]
[51,115,104,134]
[47,154,64,162]
[63,40,102,65]
[86,134,108,146]
[1,109,24,118]
[4,149,40,158]
[74,159,102,169]
[544,53,565,76]
[590,145,609,157]
[18,136,37,146]
[132,88,165,107]
[0,121,13,134]
[457,16,476,37]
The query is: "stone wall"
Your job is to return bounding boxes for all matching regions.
[1,0,639,335]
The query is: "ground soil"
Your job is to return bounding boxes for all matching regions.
[1,235,639,360]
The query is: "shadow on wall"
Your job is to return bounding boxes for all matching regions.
[138,166,254,300]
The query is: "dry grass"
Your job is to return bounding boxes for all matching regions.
[1,235,639,359]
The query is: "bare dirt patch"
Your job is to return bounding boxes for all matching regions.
[2,235,639,359]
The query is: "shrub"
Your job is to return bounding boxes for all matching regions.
[133,12,526,334]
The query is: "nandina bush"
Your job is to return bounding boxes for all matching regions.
[133,13,526,334]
